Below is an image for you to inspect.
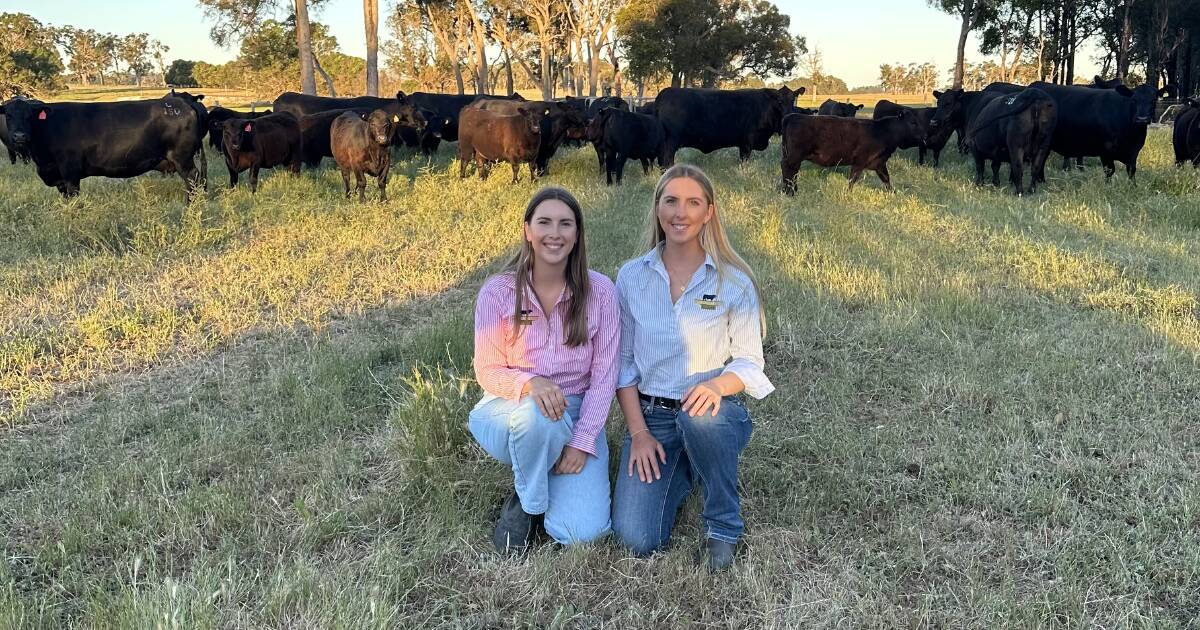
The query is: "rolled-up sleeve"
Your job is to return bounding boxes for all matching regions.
[721,284,775,399]
[473,283,534,399]
[615,268,640,390]
[569,281,620,456]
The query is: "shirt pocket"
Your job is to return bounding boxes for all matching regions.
[678,301,728,370]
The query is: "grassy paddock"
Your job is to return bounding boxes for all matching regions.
[1,128,1199,628]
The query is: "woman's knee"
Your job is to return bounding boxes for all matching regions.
[546,511,611,545]
[612,511,665,557]
[509,397,574,438]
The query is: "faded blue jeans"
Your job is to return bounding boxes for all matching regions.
[611,395,752,556]
[468,393,611,544]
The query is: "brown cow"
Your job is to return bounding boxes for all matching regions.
[779,110,924,194]
[457,106,542,183]
[219,112,301,193]
[330,109,397,202]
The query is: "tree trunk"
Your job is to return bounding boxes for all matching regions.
[364,0,379,96]
[504,48,514,96]
[295,0,317,94]
[541,46,553,100]
[1116,0,1132,81]
[313,54,337,96]
[466,1,489,95]
[454,63,465,95]
[1065,0,1076,84]
[588,41,599,97]
[952,0,974,89]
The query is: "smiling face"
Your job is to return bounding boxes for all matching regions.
[523,198,578,269]
[656,176,714,247]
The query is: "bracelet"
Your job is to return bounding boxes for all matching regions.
[631,428,649,439]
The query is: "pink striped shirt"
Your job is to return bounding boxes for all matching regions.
[472,270,620,456]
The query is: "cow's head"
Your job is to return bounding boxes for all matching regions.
[367,109,396,145]
[169,89,205,103]
[777,85,804,105]
[418,109,446,139]
[516,107,541,136]
[929,89,966,129]
[0,99,51,151]
[224,119,256,152]
[1092,75,1124,90]
[893,108,926,144]
[508,93,527,102]
[557,104,589,139]
[1118,83,1173,124]
[395,91,408,104]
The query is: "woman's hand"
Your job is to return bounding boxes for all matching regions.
[524,376,566,420]
[627,430,667,483]
[553,446,588,475]
[682,380,723,417]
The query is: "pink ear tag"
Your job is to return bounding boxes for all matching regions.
[38,111,47,120]
[244,123,253,132]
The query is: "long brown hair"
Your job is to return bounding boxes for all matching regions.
[646,164,766,333]
[505,187,591,347]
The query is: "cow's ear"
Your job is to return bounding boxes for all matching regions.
[797,86,807,95]
[1115,85,1133,97]
[195,94,205,101]
[933,90,943,99]
[1158,85,1174,98]
[855,104,863,111]
[396,91,407,102]
[1094,75,1104,84]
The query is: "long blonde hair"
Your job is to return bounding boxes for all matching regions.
[646,164,766,333]
[505,187,591,347]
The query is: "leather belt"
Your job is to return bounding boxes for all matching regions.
[638,392,682,410]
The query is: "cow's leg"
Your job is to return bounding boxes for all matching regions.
[249,166,260,194]
[615,154,628,185]
[594,144,605,174]
[604,149,616,186]
[779,158,800,196]
[458,149,469,179]
[476,154,487,180]
[227,165,238,189]
[738,145,751,162]
[1075,157,1084,170]
[355,171,367,202]
[6,148,14,164]
[340,168,352,198]
[991,160,1002,187]
[1100,156,1116,180]
[932,147,941,168]
[660,139,676,168]
[1010,153,1026,195]
[511,161,521,184]
[378,163,391,202]
[875,163,893,192]
[641,158,651,175]
[847,166,865,189]
[918,145,927,166]
[1124,160,1136,182]
[529,161,538,182]
[973,154,986,186]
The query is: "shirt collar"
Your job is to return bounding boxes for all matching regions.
[642,244,716,273]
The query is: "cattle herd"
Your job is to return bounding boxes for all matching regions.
[0,76,1197,203]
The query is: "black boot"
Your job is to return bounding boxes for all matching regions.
[699,538,737,572]
[492,492,534,555]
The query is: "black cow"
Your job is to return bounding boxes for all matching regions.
[873,100,953,166]
[219,112,302,193]
[817,99,862,117]
[397,109,447,154]
[403,92,524,153]
[163,90,210,187]
[965,88,1057,194]
[593,107,664,185]
[0,97,42,164]
[472,99,587,175]
[779,109,925,194]
[297,108,371,168]
[206,107,273,152]
[929,89,1006,157]
[636,101,657,116]
[0,98,204,197]
[273,91,425,147]
[1173,98,1200,167]
[983,82,1025,94]
[1028,80,1173,180]
[1091,75,1126,90]
[457,106,541,182]
[331,110,397,202]
[656,86,803,166]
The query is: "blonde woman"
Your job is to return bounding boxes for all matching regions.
[611,164,773,572]
[470,187,620,555]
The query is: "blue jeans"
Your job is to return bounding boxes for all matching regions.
[611,396,752,556]
[468,393,611,544]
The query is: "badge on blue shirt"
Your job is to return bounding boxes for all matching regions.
[695,294,720,310]
[518,309,538,324]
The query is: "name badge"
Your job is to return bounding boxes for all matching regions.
[518,309,538,324]
[695,294,720,310]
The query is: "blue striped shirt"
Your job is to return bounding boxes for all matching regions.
[616,245,774,400]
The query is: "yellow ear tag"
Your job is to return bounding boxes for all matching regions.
[392,114,400,123]
[544,108,550,115]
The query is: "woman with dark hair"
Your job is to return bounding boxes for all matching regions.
[469,187,620,554]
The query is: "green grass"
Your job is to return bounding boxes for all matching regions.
[2,128,1200,628]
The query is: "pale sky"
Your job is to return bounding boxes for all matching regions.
[7,0,1102,88]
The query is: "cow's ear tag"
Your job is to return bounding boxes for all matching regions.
[544,108,551,115]
[37,110,47,120]
[392,114,399,123]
